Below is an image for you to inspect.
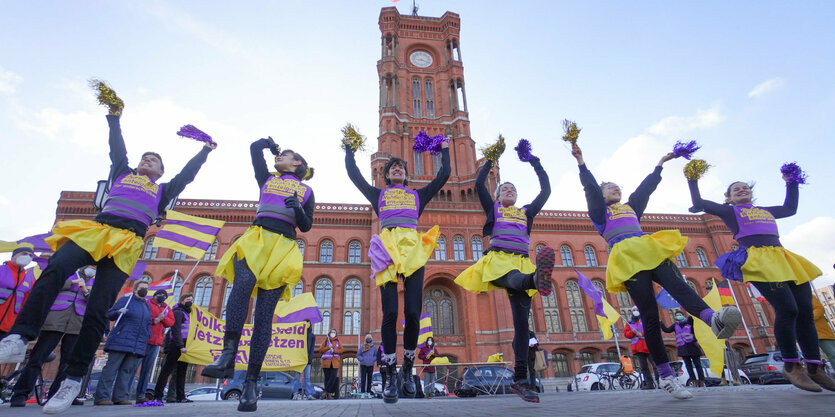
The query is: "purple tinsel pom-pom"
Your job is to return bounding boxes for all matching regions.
[176,124,215,144]
[133,400,164,407]
[672,140,700,160]
[413,131,448,155]
[514,138,534,162]
[780,162,807,185]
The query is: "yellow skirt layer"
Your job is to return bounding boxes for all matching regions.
[454,251,538,298]
[374,225,440,287]
[606,230,688,293]
[45,220,143,275]
[215,226,302,300]
[742,246,822,284]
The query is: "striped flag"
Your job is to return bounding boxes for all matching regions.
[153,211,225,259]
[745,282,767,304]
[576,270,621,340]
[716,279,736,306]
[123,276,174,300]
[400,313,433,347]
[274,292,323,324]
[0,232,52,253]
[127,262,148,281]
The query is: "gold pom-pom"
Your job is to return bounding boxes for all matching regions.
[561,119,581,144]
[684,159,710,181]
[88,78,124,117]
[304,166,313,181]
[480,134,506,163]
[341,123,366,152]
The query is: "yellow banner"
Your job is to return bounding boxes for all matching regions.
[180,306,308,373]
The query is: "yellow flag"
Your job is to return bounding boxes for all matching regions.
[152,210,225,259]
[487,353,503,362]
[597,299,622,340]
[693,280,725,377]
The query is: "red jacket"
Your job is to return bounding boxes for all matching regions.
[0,262,32,333]
[624,322,649,354]
[147,299,175,346]
[418,344,439,373]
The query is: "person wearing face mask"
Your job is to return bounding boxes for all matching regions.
[134,289,176,404]
[319,329,344,399]
[662,310,705,387]
[9,266,95,407]
[0,248,36,337]
[93,281,152,405]
[623,307,659,390]
[689,167,833,392]
[154,293,194,403]
[417,337,441,399]
[356,333,378,398]
[292,319,317,400]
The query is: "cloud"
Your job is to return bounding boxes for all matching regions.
[782,216,835,286]
[0,66,23,95]
[646,105,724,137]
[747,77,785,98]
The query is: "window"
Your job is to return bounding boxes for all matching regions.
[172,250,186,261]
[221,282,233,320]
[194,276,213,307]
[453,235,465,261]
[203,239,219,260]
[435,235,446,260]
[172,275,184,304]
[414,151,424,176]
[535,244,544,256]
[753,303,769,327]
[142,238,158,260]
[425,78,434,118]
[542,283,562,332]
[412,77,422,118]
[292,282,303,297]
[566,281,587,332]
[319,240,333,263]
[433,153,442,174]
[348,240,362,264]
[423,288,455,335]
[675,253,688,268]
[584,246,598,267]
[528,307,536,332]
[553,353,571,377]
[313,278,333,335]
[341,357,359,383]
[592,280,606,297]
[687,280,699,296]
[696,248,710,268]
[343,279,362,335]
[616,292,633,324]
[560,245,574,267]
[471,236,483,261]
[296,239,305,258]
[579,352,595,366]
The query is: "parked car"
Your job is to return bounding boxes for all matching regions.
[184,387,223,401]
[221,371,324,401]
[571,362,634,391]
[370,371,449,398]
[671,359,751,386]
[454,365,543,397]
[741,352,789,385]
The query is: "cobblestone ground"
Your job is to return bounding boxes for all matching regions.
[3,385,831,416]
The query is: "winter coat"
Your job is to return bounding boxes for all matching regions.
[147,299,176,346]
[104,294,152,356]
[624,321,650,354]
[307,325,316,364]
[319,337,343,369]
[357,342,378,367]
[418,344,439,373]
[164,303,191,352]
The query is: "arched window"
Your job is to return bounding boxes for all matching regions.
[579,352,595,366]
[435,236,446,260]
[535,244,544,256]
[313,278,333,334]
[413,151,424,176]
[687,280,699,296]
[541,283,562,332]
[592,280,606,298]
[343,311,361,336]
[452,235,465,261]
[675,253,688,268]
[194,276,213,307]
[343,279,362,335]
[348,240,362,264]
[341,357,359,383]
[553,353,571,377]
[425,78,435,118]
[412,77,422,118]
[292,282,303,297]
[696,248,710,268]
[172,250,186,261]
[566,281,587,331]
[142,237,158,260]
[296,239,305,258]
[433,153,442,174]
[616,292,633,323]
[584,246,598,267]
[319,240,333,263]
[221,282,233,320]
[560,245,574,267]
[172,275,184,303]
[203,239,219,260]
[471,236,483,261]
[423,288,455,335]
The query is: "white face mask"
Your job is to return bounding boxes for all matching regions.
[632,311,640,317]
[14,255,32,267]
[427,341,433,346]
[84,267,96,277]
[329,332,336,338]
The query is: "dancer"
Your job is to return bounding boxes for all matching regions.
[661,310,705,387]
[688,163,834,391]
[344,131,450,404]
[569,142,741,400]
[202,137,314,412]
[0,81,215,414]
[454,139,553,403]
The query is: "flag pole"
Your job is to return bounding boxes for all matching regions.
[113,292,133,329]
[150,269,178,385]
[727,281,756,354]
[183,259,202,285]
[612,324,622,358]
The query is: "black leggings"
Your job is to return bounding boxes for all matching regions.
[493,270,535,382]
[224,257,286,369]
[625,260,711,367]
[12,330,77,400]
[154,349,187,401]
[750,281,818,360]
[322,367,339,396]
[634,352,658,385]
[380,267,424,355]
[682,355,705,382]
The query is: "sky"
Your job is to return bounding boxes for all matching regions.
[1,1,834,284]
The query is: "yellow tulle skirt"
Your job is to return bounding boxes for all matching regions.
[454,251,538,298]
[45,220,144,275]
[215,226,302,300]
[606,230,688,293]
[373,225,440,287]
[742,246,821,284]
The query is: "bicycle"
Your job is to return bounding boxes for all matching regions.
[0,356,52,406]
[595,366,639,390]
[339,376,363,399]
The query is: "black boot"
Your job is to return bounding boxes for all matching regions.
[382,363,399,404]
[400,356,416,396]
[202,331,241,379]
[238,363,261,412]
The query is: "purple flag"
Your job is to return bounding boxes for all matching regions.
[576,270,605,317]
[128,262,147,281]
[18,233,52,252]
[275,306,323,324]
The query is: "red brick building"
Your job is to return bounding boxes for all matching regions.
[48,7,775,384]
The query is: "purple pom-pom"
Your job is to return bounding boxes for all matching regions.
[514,138,534,162]
[133,400,164,407]
[780,162,807,185]
[176,124,215,144]
[672,140,700,160]
[413,131,448,155]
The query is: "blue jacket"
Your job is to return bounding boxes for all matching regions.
[357,342,378,367]
[104,294,151,356]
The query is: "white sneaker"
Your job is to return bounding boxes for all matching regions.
[711,306,742,339]
[659,375,693,400]
[0,334,27,364]
[43,378,82,414]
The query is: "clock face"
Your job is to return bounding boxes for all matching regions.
[410,51,433,68]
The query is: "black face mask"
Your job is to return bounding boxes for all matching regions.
[137,288,148,298]
[366,338,372,343]
[183,301,193,309]
[155,296,166,303]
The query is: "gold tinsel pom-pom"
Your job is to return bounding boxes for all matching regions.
[88,78,124,117]
[481,134,506,163]
[341,123,366,152]
[561,119,581,143]
[684,159,710,181]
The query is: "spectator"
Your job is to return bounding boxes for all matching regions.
[661,311,705,387]
[94,280,152,405]
[318,328,343,399]
[153,293,193,403]
[134,289,175,404]
[813,295,835,365]
[624,306,659,389]
[292,319,317,400]
[527,331,540,389]
[418,337,439,398]
[357,333,378,398]
[0,247,36,337]
[376,342,386,393]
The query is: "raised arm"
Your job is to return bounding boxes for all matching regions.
[345,148,381,207]
[763,182,798,219]
[688,179,733,217]
[571,143,606,225]
[160,144,213,210]
[525,158,551,217]
[660,321,675,333]
[627,166,663,218]
[475,160,495,214]
[294,190,315,233]
[106,115,131,180]
[250,138,274,188]
[417,146,451,212]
